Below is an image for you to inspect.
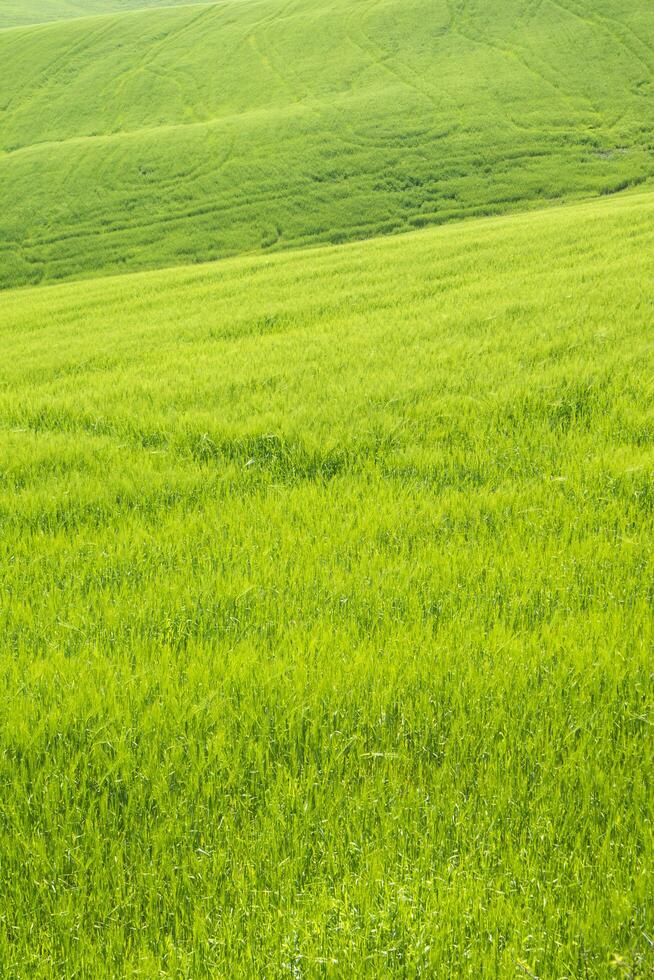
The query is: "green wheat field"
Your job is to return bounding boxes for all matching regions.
[0,0,653,976]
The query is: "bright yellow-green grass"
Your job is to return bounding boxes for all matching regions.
[0,190,652,976]
[1,0,654,289]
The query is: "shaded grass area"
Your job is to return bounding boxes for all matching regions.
[1,0,654,288]
[0,192,652,975]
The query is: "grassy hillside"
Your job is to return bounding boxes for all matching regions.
[0,0,200,28]
[0,191,652,975]
[1,0,653,288]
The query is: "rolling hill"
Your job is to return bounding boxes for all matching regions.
[1,0,654,288]
[1,0,653,975]
[0,190,653,975]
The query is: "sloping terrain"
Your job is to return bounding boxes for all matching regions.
[0,191,652,975]
[1,0,653,288]
[0,0,200,28]
[1,2,652,975]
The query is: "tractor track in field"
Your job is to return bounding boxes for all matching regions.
[2,0,652,292]
[552,0,654,71]
[12,140,578,257]
[0,19,115,119]
[0,81,388,160]
[113,4,225,123]
[344,0,443,112]
[445,0,602,123]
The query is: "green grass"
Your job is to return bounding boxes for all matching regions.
[1,0,654,289]
[0,0,200,29]
[0,189,652,976]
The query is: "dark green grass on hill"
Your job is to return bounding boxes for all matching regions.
[0,192,652,976]
[1,0,654,288]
